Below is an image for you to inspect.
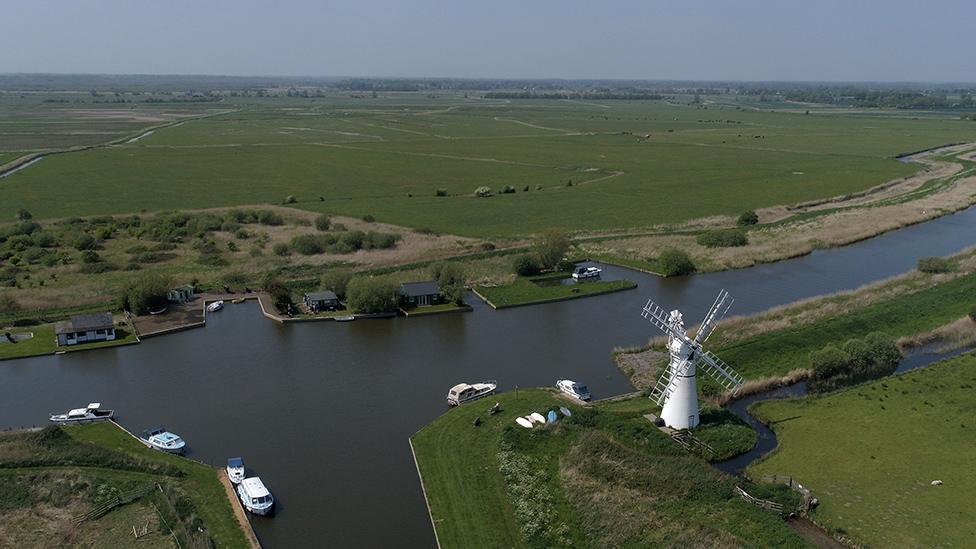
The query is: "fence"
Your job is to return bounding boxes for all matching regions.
[72,484,154,524]
[734,485,784,513]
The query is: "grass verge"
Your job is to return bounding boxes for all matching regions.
[474,278,636,309]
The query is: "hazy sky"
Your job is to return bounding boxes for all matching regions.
[3,0,973,82]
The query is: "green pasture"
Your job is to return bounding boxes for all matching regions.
[749,353,976,547]
[474,277,636,308]
[3,94,974,237]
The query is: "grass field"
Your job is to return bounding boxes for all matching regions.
[474,277,636,308]
[0,422,247,548]
[748,353,976,547]
[3,93,974,237]
[412,389,804,548]
[0,316,137,360]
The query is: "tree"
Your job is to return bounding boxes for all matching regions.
[121,273,171,315]
[533,228,570,271]
[433,263,466,305]
[809,344,848,379]
[74,234,97,251]
[657,248,695,277]
[314,214,331,231]
[15,209,32,221]
[864,332,901,368]
[737,210,759,226]
[513,254,541,277]
[320,270,353,299]
[262,274,293,312]
[346,277,397,314]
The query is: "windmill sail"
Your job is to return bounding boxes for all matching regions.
[694,289,733,345]
[694,348,744,394]
[641,300,684,340]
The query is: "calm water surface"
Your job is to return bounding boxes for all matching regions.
[3,205,976,548]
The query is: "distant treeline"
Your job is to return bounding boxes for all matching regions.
[483,91,667,100]
[782,88,974,109]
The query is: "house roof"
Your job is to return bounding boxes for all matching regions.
[55,312,114,335]
[400,280,439,297]
[305,290,338,301]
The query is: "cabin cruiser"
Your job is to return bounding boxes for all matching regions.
[556,379,591,401]
[447,381,497,406]
[227,457,246,485]
[238,477,275,516]
[49,403,114,424]
[571,266,602,280]
[207,300,224,312]
[141,427,186,454]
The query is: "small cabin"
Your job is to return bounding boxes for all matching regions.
[399,280,441,307]
[55,312,116,346]
[304,290,341,312]
[167,285,195,304]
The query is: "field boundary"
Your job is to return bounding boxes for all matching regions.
[471,281,637,310]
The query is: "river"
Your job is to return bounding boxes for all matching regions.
[3,204,976,548]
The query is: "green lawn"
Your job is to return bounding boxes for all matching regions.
[749,353,976,547]
[412,389,805,548]
[5,94,975,237]
[0,317,138,361]
[474,277,636,308]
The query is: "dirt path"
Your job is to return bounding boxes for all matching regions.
[218,469,262,549]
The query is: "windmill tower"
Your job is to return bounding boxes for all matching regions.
[640,289,744,429]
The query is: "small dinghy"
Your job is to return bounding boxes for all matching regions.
[516,417,534,428]
[227,457,246,485]
[49,403,114,424]
[207,300,224,312]
[141,426,186,454]
[529,412,546,424]
[560,406,572,417]
[547,410,558,423]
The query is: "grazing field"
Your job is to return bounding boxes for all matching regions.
[749,353,976,547]
[411,389,804,549]
[3,93,975,237]
[474,277,636,308]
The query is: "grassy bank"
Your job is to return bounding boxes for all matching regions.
[411,389,804,548]
[474,277,636,308]
[0,316,138,360]
[748,353,976,547]
[0,422,248,548]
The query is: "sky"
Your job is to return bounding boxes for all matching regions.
[2,0,973,82]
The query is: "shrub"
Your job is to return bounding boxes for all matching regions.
[810,344,848,379]
[235,228,250,239]
[257,210,284,226]
[320,271,353,299]
[284,195,297,204]
[501,185,516,194]
[120,273,171,314]
[80,250,101,264]
[272,243,291,256]
[696,229,748,248]
[362,214,376,223]
[74,234,97,250]
[737,210,759,226]
[220,220,241,233]
[227,241,238,252]
[435,263,466,305]
[15,209,32,221]
[533,228,570,271]
[314,214,331,231]
[346,277,397,313]
[31,232,56,248]
[290,234,324,255]
[262,274,292,312]
[474,186,493,198]
[917,257,952,274]
[657,248,695,276]
[435,189,447,197]
[513,254,541,276]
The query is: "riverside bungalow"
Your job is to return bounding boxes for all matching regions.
[399,280,441,307]
[304,290,341,312]
[167,285,195,303]
[55,312,116,346]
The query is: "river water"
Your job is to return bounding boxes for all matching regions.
[3,205,976,548]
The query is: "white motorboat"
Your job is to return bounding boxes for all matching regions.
[447,381,497,406]
[238,477,274,516]
[571,266,602,280]
[556,379,591,401]
[227,457,245,485]
[49,402,114,424]
[141,426,186,454]
[207,300,224,312]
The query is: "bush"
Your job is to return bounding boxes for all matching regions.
[320,271,353,299]
[257,210,284,226]
[314,214,331,231]
[737,210,759,226]
[435,189,447,197]
[74,234,97,250]
[362,214,376,223]
[432,262,466,305]
[272,243,291,256]
[15,209,32,221]
[121,273,171,314]
[809,332,901,393]
[284,195,297,204]
[533,228,569,271]
[220,220,240,233]
[290,234,324,255]
[78,262,115,274]
[262,274,293,312]
[696,229,748,248]
[810,344,848,379]
[346,277,397,314]
[917,257,952,274]
[657,248,696,276]
[513,254,541,276]
[501,185,516,194]
[31,232,56,248]
[80,250,101,264]
[474,186,493,198]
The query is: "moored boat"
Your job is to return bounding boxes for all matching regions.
[237,477,274,516]
[227,457,246,484]
[207,300,224,312]
[447,381,497,406]
[571,266,602,280]
[141,426,186,454]
[335,315,356,322]
[556,379,591,401]
[49,403,114,424]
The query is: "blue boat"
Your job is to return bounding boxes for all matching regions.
[547,410,558,423]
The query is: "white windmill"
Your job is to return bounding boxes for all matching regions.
[641,289,744,430]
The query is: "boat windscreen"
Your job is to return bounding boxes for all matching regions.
[577,385,589,393]
[228,457,244,467]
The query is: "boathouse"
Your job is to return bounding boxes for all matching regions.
[399,280,441,307]
[55,312,116,346]
[304,290,341,312]
[167,285,195,303]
